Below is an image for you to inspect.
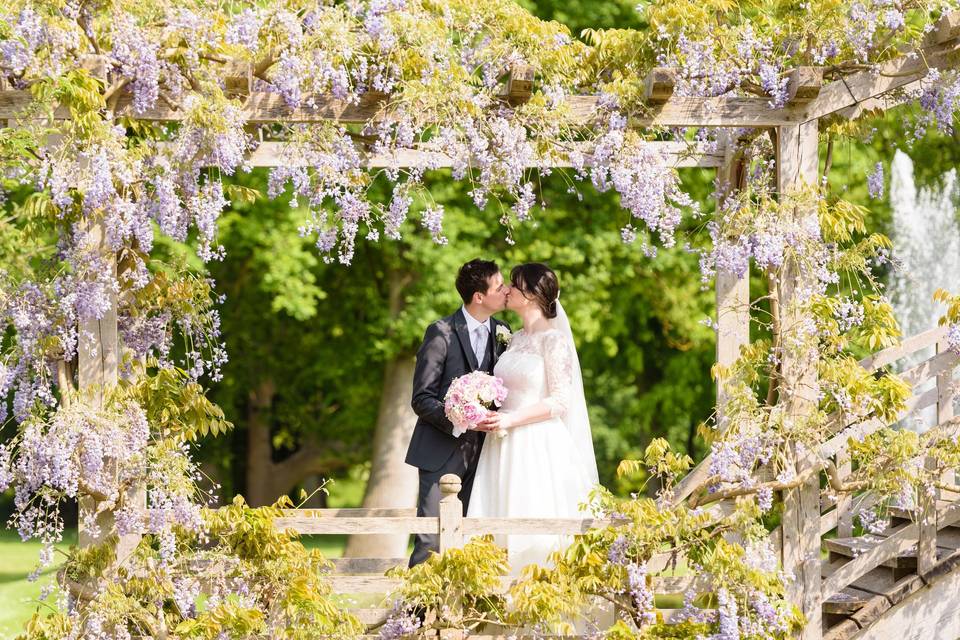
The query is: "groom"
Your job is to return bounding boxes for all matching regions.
[405,258,510,567]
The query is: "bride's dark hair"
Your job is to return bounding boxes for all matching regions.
[510,263,559,319]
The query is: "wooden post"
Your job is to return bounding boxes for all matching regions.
[76,227,144,562]
[937,338,957,496]
[918,455,938,575]
[77,222,120,549]
[836,455,854,538]
[775,121,823,640]
[716,145,750,420]
[438,474,464,553]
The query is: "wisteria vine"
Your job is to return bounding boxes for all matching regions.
[1,0,960,638]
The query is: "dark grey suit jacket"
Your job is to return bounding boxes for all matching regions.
[405,309,510,472]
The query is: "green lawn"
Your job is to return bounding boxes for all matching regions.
[0,529,77,640]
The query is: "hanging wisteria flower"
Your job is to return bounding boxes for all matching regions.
[947,323,960,355]
[421,205,448,245]
[626,562,656,625]
[867,162,885,199]
[444,371,508,437]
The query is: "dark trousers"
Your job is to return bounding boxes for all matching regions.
[408,430,483,567]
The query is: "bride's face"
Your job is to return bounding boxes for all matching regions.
[505,284,530,312]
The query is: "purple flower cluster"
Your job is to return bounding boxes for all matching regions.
[947,323,960,355]
[714,588,739,640]
[583,122,696,247]
[421,205,447,245]
[226,8,262,50]
[175,96,252,178]
[867,162,884,199]
[759,63,789,109]
[379,604,421,640]
[111,15,161,113]
[914,70,960,137]
[625,563,656,626]
[607,534,630,565]
[857,507,887,535]
[708,433,774,487]
[6,400,150,543]
[834,297,866,332]
[0,8,48,79]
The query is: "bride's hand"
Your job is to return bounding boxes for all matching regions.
[477,411,512,431]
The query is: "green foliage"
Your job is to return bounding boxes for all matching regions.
[934,288,960,325]
[388,536,510,630]
[23,498,365,640]
[127,360,232,441]
[174,602,266,640]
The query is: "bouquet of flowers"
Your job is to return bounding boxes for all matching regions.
[444,371,508,437]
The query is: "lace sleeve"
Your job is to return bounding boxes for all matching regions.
[541,330,574,419]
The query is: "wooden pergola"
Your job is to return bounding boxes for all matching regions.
[4,10,960,640]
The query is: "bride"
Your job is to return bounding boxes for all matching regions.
[467,262,599,573]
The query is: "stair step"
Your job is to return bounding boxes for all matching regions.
[822,587,873,614]
[823,535,953,569]
[888,500,953,521]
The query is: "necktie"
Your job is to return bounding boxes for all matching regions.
[473,324,488,366]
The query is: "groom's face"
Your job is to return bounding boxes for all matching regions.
[477,271,508,313]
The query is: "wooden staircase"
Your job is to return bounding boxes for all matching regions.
[821,500,960,639]
[813,324,960,639]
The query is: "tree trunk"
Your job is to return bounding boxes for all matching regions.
[343,355,419,557]
[244,378,351,507]
[245,379,278,507]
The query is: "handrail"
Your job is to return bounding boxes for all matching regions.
[672,327,953,507]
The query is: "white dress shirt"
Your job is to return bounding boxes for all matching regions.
[461,306,491,366]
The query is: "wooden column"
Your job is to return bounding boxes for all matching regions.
[77,222,119,549]
[76,224,143,561]
[716,147,750,419]
[775,121,823,640]
[438,474,464,553]
[937,338,957,495]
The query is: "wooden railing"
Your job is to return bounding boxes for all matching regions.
[819,325,960,598]
[272,474,724,630]
[266,327,959,635]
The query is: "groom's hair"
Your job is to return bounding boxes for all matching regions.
[456,259,500,304]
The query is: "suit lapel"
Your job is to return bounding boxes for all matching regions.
[491,319,503,367]
[453,309,479,371]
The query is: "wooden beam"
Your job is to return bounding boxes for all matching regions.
[0,89,812,127]
[806,17,960,121]
[506,63,534,104]
[243,140,728,169]
[643,67,676,104]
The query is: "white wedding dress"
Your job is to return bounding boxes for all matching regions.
[467,302,599,574]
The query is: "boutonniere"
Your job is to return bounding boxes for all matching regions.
[495,325,512,347]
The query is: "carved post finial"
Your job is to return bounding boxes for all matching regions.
[440,473,462,498]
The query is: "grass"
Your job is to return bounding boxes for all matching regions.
[0,529,76,640]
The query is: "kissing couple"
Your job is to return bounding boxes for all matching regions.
[405,259,599,573]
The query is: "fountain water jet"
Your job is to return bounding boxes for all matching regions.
[888,150,960,429]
